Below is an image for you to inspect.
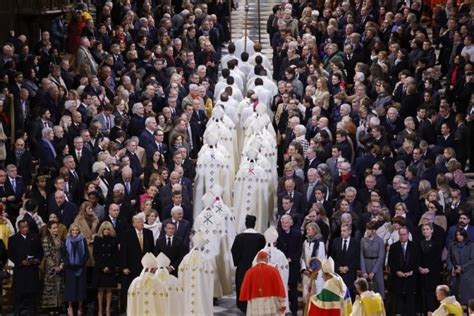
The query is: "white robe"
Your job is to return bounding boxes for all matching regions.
[204,118,239,172]
[234,36,255,60]
[234,160,269,233]
[193,207,232,297]
[193,145,233,218]
[249,52,272,70]
[179,248,214,315]
[127,271,162,316]
[153,268,183,315]
[300,240,326,298]
[247,75,278,96]
[252,245,290,314]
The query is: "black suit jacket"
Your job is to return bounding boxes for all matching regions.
[49,201,78,228]
[101,216,129,239]
[162,204,193,223]
[72,148,95,180]
[4,176,26,203]
[115,177,142,202]
[418,119,437,145]
[8,233,44,294]
[154,235,185,271]
[330,237,360,292]
[388,240,420,295]
[276,229,303,283]
[5,150,33,184]
[159,184,191,211]
[161,219,191,251]
[125,150,144,176]
[139,129,155,148]
[277,191,306,217]
[119,228,154,277]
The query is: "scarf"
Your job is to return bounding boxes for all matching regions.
[66,235,85,276]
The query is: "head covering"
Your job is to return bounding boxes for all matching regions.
[264,226,278,245]
[211,184,224,198]
[156,253,171,268]
[257,250,268,260]
[141,252,158,269]
[202,192,215,208]
[205,133,219,146]
[321,257,336,277]
[246,147,258,160]
[212,106,224,119]
[192,231,207,249]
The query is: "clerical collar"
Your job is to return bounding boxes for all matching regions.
[243,228,258,233]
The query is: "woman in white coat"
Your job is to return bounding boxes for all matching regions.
[300,222,326,299]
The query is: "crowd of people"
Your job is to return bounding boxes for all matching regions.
[0,0,473,315]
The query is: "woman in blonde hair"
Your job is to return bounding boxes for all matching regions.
[63,224,89,316]
[314,77,330,111]
[93,221,118,316]
[300,221,326,298]
[0,203,14,248]
[73,201,99,267]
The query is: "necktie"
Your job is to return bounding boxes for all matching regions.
[73,171,78,180]
[105,115,110,129]
[307,184,314,201]
[403,243,407,259]
[188,127,193,150]
[77,151,81,161]
[343,239,348,253]
[11,180,16,193]
[138,231,143,251]
[167,237,172,247]
[125,182,131,194]
[112,218,116,228]
[43,121,48,128]
[158,143,161,152]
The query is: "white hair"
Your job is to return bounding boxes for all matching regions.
[92,161,107,173]
[113,183,125,192]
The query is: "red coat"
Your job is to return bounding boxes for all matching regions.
[239,262,286,301]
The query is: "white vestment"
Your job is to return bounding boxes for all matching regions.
[193,207,232,296]
[247,75,278,96]
[127,271,162,316]
[252,245,290,313]
[179,248,214,315]
[193,144,233,218]
[350,291,386,316]
[254,85,273,109]
[204,119,239,172]
[249,52,272,70]
[300,240,326,298]
[234,159,269,233]
[234,36,255,60]
[153,268,183,315]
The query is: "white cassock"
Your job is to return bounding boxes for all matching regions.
[153,268,184,315]
[230,69,246,92]
[247,75,278,96]
[239,60,253,78]
[193,207,233,297]
[127,270,162,315]
[193,144,233,218]
[234,159,269,233]
[252,245,290,314]
[249,52,272,70]
[179,247,214,315]
[300,239,326,299]
[254,85,273,109]
[234,35,255,60]
[219,98,240,124]
[236,98,253,152]
[204,118,239,172]
[220,54,241,70]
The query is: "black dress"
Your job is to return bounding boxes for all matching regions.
[418,238,443,314]
[92,235,119,288]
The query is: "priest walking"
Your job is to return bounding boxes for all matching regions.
[240,250,287,315]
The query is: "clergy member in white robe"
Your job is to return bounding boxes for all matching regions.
[193,193,232,297]
[152,253,184,315]
[234,33,255,61]
[234,147,269,233]
[127,253,162,316]
[179,232,214,315]
[252,226,290,314]
[193,133,232,218]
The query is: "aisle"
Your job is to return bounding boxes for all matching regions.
[213,0,279,314]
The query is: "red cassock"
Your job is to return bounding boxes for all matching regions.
[239,263,286,301]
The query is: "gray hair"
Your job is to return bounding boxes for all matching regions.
[92,161,107,173]
[171,206,183,215]
[42,127,53,139]
[132,102,144,114]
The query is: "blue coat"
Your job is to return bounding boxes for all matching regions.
[39,139,57,170]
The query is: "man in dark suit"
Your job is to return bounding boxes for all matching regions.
[115,166,142,208]
[174,165,193,201]
[418,109,437,145]
[20,199,41,236]
[388,227,419,316]
[139,117,157,148]
[159,171,191,210]
[278,195,304,229]
[276,215,303,315]
[29,108,53,158]
[124,139,144,176]
[154,221,185,276]
[278,178,306,216]
[4,165,26,213]
[231,215,265,313]
[146,129,169,159]
[15,88,31,134]
[5,138,33,185]
[8,220,43,315]
[120,215,154,310]
[162,192,193,223]
[161,206,191,251]
[304,147,321,177]
[331,223,360,299]
[72,136,95,180]
[101,203,128,239]
[304,168,323,209]
[49,191,78,228]
[63,155,83,203]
